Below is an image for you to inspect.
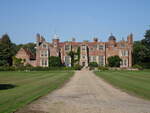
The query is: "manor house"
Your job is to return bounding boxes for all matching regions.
[16,33,133,68]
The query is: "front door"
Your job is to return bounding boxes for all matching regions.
[82,62,85,66]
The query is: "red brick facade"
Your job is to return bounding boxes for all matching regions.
[16,33,133,67]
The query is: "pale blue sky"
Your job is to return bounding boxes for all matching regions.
[0,0,150,44]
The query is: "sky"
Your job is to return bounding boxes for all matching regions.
[0,0,150,44]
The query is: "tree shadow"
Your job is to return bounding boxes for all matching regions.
[0,84,17,90]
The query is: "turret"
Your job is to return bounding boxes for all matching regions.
[127,33,133,44]
[36,33,45,46]
[93,37,98,42]
[52,34,60,48]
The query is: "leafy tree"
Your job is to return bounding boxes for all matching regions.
[133,29,150,67]
[0,34,16,66]
[142,29,150,48]
[12,56,24,67]
[68,51,75,67]
[16,43,36,54]
[133,41,149,64]
[107,56,122,67]
[49,56,62,67]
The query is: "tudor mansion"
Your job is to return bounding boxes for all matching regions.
[16,33,133,68]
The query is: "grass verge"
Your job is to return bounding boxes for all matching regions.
[94,70,150,100]
[0,71,74,113]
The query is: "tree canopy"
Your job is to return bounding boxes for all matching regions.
[133,29,150,68]
[107,56,122,67]
[0,34,16,66]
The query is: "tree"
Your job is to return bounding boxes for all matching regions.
[142,29,150,48]
[107,56,122,67]
[68,51,75,67]
[133,41,149,64]
[0,34,16,66]
[16,43,36,54]
[49,56,62,67]
[12,56,24,67]
[133,29,150,67]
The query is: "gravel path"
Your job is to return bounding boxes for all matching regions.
[16,70,150,113]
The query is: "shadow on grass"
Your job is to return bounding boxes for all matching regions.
[0,84,17,90]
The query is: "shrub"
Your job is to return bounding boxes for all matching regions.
[74,64,82,70]
[49,56,62,67]
[98,66,109,71]
[107,56,122,67]
[89,62,98,67]
[132,64,143,70]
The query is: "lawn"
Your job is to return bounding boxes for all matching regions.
[95,70,150,100]
[0,71,74,113]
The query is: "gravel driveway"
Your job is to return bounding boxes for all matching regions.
[16,70,150,113]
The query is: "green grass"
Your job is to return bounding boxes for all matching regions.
[0,71,74,113]
[94,70,150,100]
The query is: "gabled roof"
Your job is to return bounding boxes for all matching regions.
[19,48,36,60]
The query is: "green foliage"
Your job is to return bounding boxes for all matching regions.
[133,41,148,64]
[49,56,62,67]
[68,51,75,67]
[107,56,122,67]
[0,34,16,66]
[98,66,109,71]
[17,43,36,54]
[68,47,80,67]
[142,29,150,48]
[133,29,150,68]
[132,64,143,70]
[89,62,98,67]
[73,64,82,70]
[12,56,24,67]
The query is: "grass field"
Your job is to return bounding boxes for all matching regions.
[0,71,74,113]
[95,70,150,100]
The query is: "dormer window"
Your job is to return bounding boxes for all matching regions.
[43,44,47,48]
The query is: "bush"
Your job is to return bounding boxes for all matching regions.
[98,66,109,71]
[107,56,122,67]
[74,64,82,70]
[89,62,98,67]
[49,56,62,67]
[132,64,143,70]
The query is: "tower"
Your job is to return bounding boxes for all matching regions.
[52,34,60,48]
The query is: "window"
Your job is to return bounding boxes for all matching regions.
[120,44,125,48]
[93,45,97,49]
[43,44,47,48]
[99,56,104,66]
[65,45,70,51]
[82,45,86,50]
[82,55,85,59]
[123,59,128,66]
[90,48,93,51]
[41,51,48,57]
[41,59,48,67]
[121,50,128,56]
[99,45,104,50]
[65,56,71,66]
[93,56,96,62]
[89,56,92,62]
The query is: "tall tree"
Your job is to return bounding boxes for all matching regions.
[0,34,16,66]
